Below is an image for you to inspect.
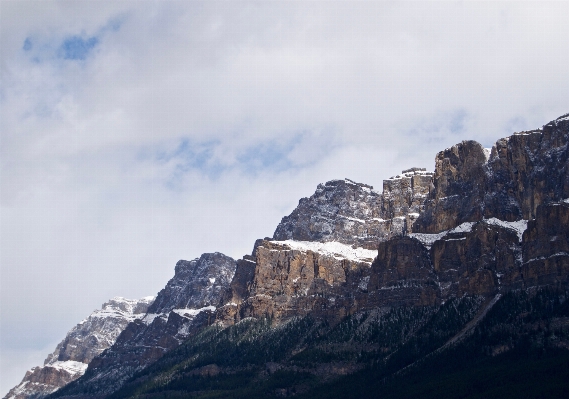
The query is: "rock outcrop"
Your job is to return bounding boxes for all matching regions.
[221,240,375,324]
[273,172,433,249]
[368,236,437,307]
[414,114,569,233]
[4,297,154,399]
[148,253,236,313]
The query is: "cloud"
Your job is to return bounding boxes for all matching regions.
[1,1,569,395]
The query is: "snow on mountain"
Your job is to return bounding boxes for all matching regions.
[409,218,529,249]
[3,296,154,399]
[271,240,377,264]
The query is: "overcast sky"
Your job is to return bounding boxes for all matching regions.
[1,1,568,395]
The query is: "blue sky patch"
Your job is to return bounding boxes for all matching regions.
[59,35,99,60]
[150,133,314,190]
[448,109,468,134]
[237,135,303,175]
[23,38,32,51]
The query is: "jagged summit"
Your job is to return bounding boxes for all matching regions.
[148,252,236,314]
[4,296,153,399]
[272,170,433,248]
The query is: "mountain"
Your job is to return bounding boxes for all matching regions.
[4,297,154,399]
[44,253,237,397]
[7,113,568,398]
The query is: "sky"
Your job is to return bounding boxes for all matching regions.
[1,1,568,395]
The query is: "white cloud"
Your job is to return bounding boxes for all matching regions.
[1,1,568,395]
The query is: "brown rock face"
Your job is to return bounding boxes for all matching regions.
[414,114,569,233]
[223,219,540,326]
[381,168,434,219]
[521,201,569,288]
[46,114,569,399]
[487,118,569,221]
[431,222,522,298]
[234,241,372,323]
[413,140,488,233]
[368,237,438,307]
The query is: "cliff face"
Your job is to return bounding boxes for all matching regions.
[215,115,569,328]
[414,114,569,233]
[4,297,154,399]
[521,200,569,288]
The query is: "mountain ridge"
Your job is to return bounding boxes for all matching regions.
[6,113,569,399]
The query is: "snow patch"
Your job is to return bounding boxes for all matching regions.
[410,218,528,249]
[483,218,528,241]
[142,313,167,325]
[408,232,447,249]
[449,222,476,234]
[172,306,216,318]
[340,215,366,223]
[358,276,370,291]
[48,360,88,375]
[270,240,377,263]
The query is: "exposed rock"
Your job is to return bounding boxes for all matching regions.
[382,168,433,219]
[431,222,522,298]
[521,200,569,288]
[148,253,236,314]
[231,240,374,323]
[368,236,438,307]
[273,173,433,249]
[4,365,85,399]
[4,297,153,399]
[77,308,214,395]
[413,140,488,233]
[414,114,569,233]
[39,114,569,399]
[272,179,383,248]
[50,254,236,398]
[486,116,569,221]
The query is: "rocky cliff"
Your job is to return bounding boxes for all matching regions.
[414,113,569,233]
[215,114,568,329]
[4,297,153,399]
